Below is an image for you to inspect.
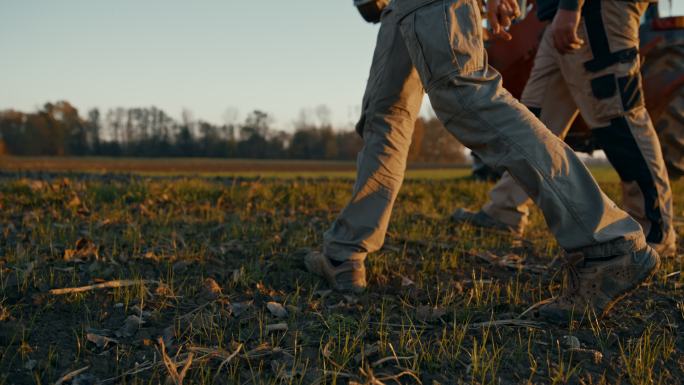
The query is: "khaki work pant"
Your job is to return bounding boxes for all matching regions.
[482,0,676,248]
[324,0,646,262]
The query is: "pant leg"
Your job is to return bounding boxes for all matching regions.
[323,5,424,262]
[557,0,675,247]
[482,27,581,230]
[397,0,645,258]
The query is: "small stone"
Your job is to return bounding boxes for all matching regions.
[561,335,581,350]
[24,359,37,370]
[267,302,288,318]
[265,323,288,333]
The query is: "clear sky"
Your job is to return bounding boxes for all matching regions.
[0,0,379,129]
[1,1,682,130]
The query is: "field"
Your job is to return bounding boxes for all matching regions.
[0,158,682,384]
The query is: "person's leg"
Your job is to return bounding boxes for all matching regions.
[478,28,581,233]
[399,0,642,255]
[397,0,657,321]
[317,5,424,280]
[558,0,676,256]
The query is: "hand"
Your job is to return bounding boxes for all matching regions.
[551,9,584,54]
[497,0,521,28]
[487,0,521,41]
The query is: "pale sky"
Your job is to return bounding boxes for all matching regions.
[1,1,682,130]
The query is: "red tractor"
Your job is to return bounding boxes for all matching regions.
[477,2,684,179]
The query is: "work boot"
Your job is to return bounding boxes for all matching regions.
[650,241,677,259]
[535,246,660,324]
[450,208,523,237]
[304,251,367,294]
[649,230,678,259]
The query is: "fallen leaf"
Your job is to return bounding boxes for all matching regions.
[86,333,119,349]
[568,348,603,364]
[201,278,222,300]
[115,315,144,338]
[67,196,81,208]
[401,276,415,287]
[230,301,252,317]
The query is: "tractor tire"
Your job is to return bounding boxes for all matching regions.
[645,43,684,179]
[656,86,684,179]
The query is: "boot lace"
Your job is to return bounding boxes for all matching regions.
[559,252,585,298]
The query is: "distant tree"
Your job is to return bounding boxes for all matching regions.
[236,110,273,158]
[86,108,101,153]
[412,117,465,163]
[241,110,270,140]
[0,102,465,162]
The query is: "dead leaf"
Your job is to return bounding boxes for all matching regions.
[67,196,81,208]
[416,305,446,322]
[155,283,175,297]
[201,278,222,300]
[64,238,99,261]
[86,332,119,349]
[568,348,603,364]
[401,276,415,287]
[230,301,252,318]
[115,315,144,338]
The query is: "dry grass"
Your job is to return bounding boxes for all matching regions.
[0,167,681,384]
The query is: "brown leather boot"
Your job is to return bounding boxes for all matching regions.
[535,246,660,324]
[304,251,367,294]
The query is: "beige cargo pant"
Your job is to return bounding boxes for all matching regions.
[324,0,646,262]
[482,0,676,249]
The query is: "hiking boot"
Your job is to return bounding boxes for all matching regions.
[304,251,367,294]
[535,246,660,324]
[649,241,677,259]
[649,229,678,259]
[450,208,523,237]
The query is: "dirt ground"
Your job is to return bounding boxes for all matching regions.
[0,170,682,384]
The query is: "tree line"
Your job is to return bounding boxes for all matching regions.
[0,101,465,163]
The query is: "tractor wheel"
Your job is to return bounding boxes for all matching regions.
[646,43,684,179]
[656,86,684,179]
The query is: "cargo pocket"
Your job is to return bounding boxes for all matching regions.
[443,0,485,74]
[400,0,484,90]
[589,73,622,121]
[399,10,434,89]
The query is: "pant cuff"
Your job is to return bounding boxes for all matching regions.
[570,235,647,260]
[323,244,367,263]
[481,203,526,230]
